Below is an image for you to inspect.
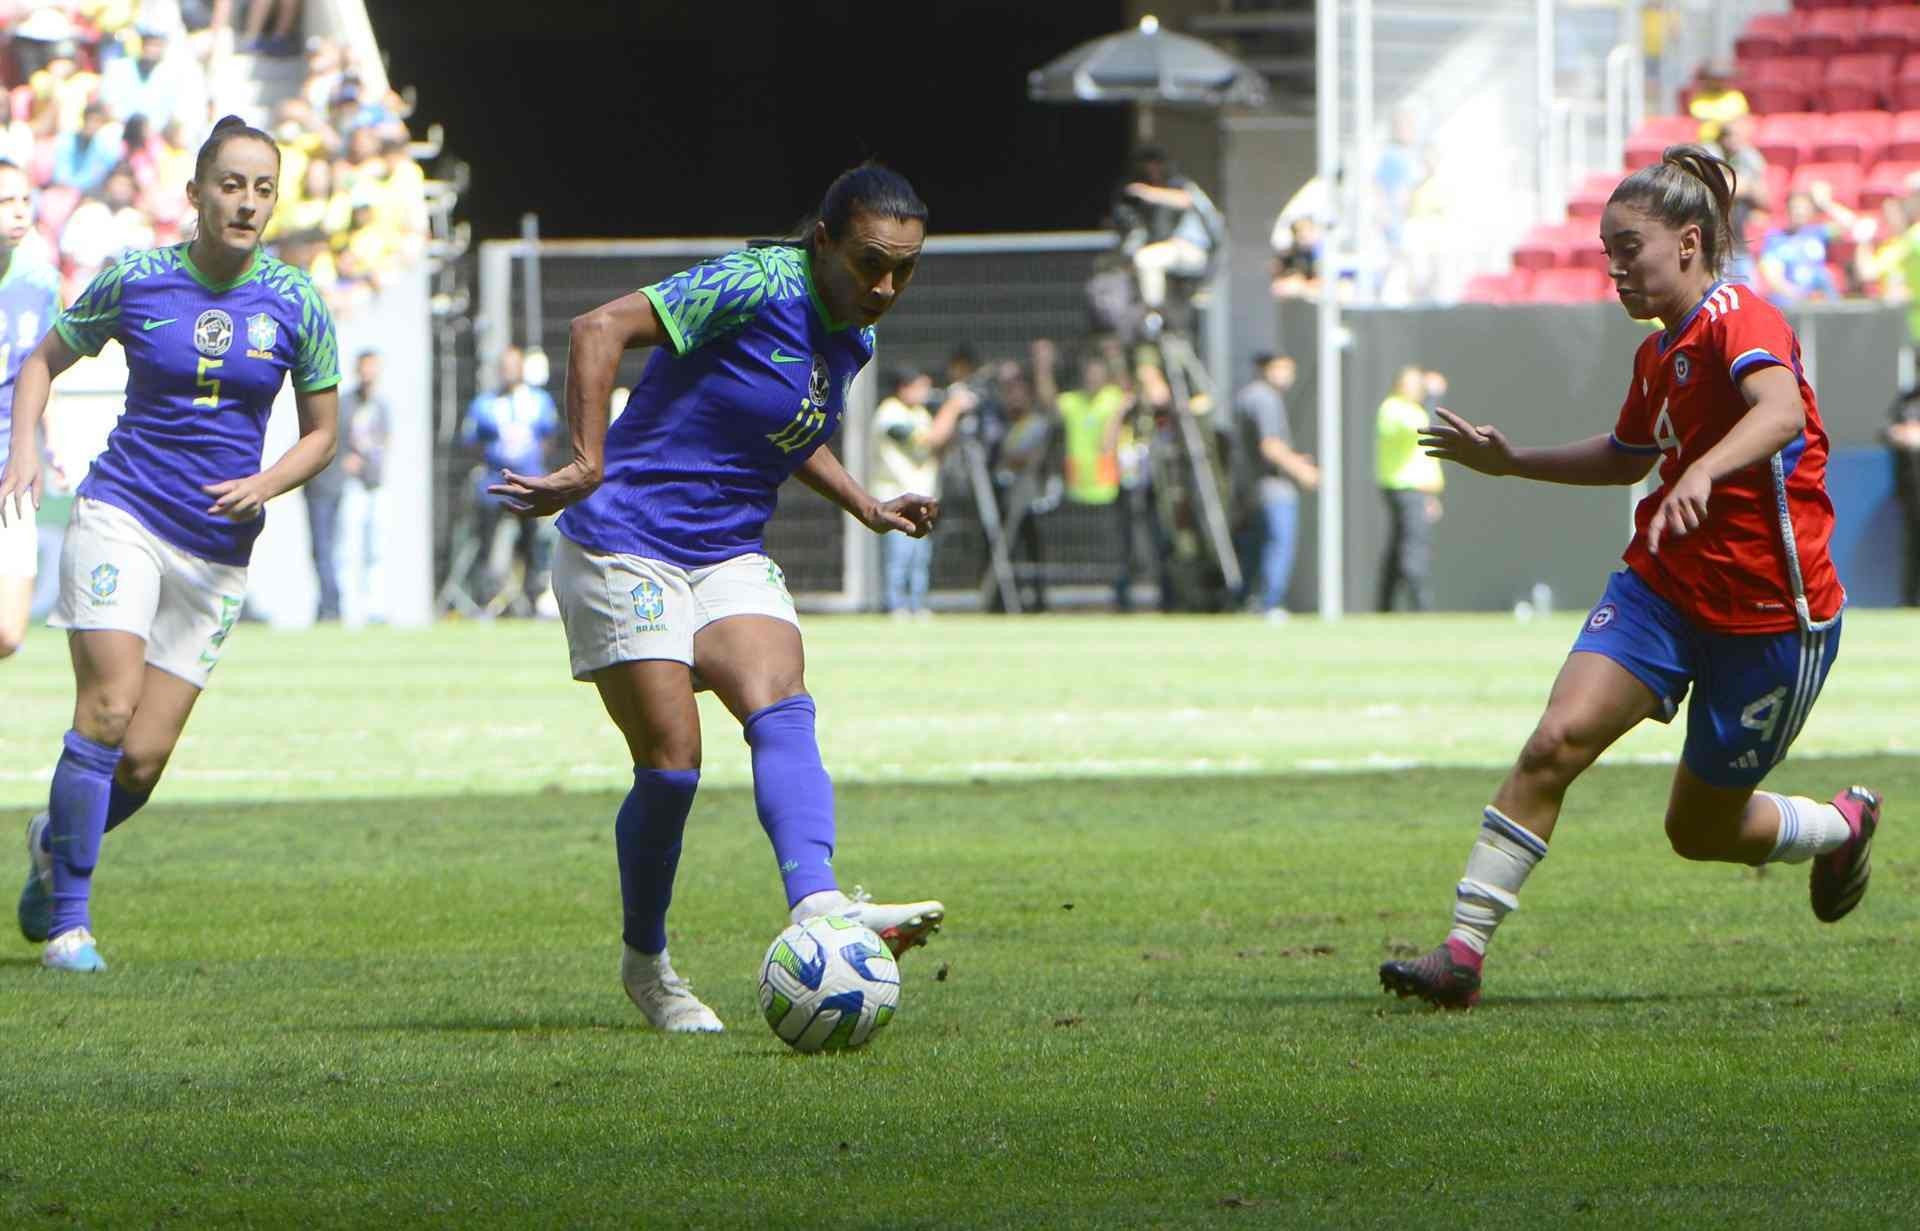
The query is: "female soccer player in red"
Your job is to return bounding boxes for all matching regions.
[1380,146,1877,1009]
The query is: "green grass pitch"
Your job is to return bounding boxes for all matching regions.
[1,613,1917,1228]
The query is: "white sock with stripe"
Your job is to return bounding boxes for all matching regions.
[1759,792,1850,864]
[1445,806,1549,957]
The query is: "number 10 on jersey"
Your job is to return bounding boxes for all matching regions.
[194,356,223,409]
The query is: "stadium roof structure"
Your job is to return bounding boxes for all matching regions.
[1027,14,1269,109]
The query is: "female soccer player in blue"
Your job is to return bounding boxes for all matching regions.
[1380,146,1875,1009]
[491,163,943,1033]
[2,116,341,972]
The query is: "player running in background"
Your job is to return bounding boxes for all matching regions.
[1380,146,1876,1009]
[1,116,341,972]
[491,163,945,1034]
[0,159,61,659]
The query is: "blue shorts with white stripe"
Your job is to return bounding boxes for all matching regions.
[1570,568,1842,789]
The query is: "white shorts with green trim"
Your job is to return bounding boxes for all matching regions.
[49,498,247,689]
[553,536,799,680]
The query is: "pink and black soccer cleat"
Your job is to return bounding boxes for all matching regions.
[1811,786,1881,924]
[1379,938,1483,1009]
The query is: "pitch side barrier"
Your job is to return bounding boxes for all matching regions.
[1275,297,1910,614]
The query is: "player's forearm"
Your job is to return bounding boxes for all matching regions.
[1507,434,1650,486]
[255,422,339,498]
[562,316,619,476]
[796,447,878,521]
[1689,394,1805,483]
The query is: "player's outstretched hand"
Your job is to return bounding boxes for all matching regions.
[0,456,42,528]
[489,461,601,517]
[1647,466,1711,555]
[1420,407,1516,477]
[204,474,274,521]
[869,493,939,538]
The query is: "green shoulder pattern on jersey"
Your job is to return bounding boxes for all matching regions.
[255,252,341,393]
[54,244,189,357]
[641,246,810,356]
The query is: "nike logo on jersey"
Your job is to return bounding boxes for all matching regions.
[770,347,806,364]
[142,318,178,331]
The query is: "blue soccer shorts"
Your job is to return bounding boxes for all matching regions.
[1569,568,1842,789]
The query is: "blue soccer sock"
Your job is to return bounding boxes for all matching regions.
[743,695,840,907]
[103,777,152,834]
[614,768,699,955]
[46,730,123,940]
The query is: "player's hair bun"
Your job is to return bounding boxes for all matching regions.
[212,114,250,134]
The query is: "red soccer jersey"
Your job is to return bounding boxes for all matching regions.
[1610,281,1844,633]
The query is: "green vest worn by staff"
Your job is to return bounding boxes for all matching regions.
[1058,386,1128,505]
[1376,394,1444,492]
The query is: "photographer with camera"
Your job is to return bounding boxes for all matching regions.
[1114,147,1223,334]
[871,368,975,617]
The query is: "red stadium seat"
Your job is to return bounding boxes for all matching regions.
[1736,13,1796,60]
[1567,171,1617,220]
[1740,54,1827,93]
[1897,55,1920,111]
[1789,160,1864,207]
[1868,7,1920,56]
[1528,268,1613,304]
[1461,271,1531,304]
[1862,160,1920,211]
[1797,9,1867,57]
[1809,110,1892,165]
[1512,222,1588,271]
[1624,116,1699,170]
[1818,53,1896,112]
[1889,111,1920,160]
[1754,112,1821,173]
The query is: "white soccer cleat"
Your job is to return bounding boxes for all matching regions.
[621,947,724,1033]
[801,886,945,959]
[43,926,107,973]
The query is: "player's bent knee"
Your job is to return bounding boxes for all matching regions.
[1516,717,1597,782]
[73,697,137,747]
[118,750,170,796]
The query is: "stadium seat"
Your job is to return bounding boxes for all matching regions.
[1527,268,1612,304]
[1897,54,1920,111]
[1461,271,1531,304]
[1810,110,1893,165]
[1818,53,1896,112]
[1512,222,1578,272]
[1736,13,1796,60]
[1624,115,1698,169]
[1790,160,1865,207]
[1798,9,1867,56]
[1567,171,1617,220]
[1755,112,1821,173]
[1889,110,1920,160]
[1869,7,1920,56]
[1862,159,1920,210]
[1738,56,1825,113]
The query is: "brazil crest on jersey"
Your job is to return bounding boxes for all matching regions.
[1609,280,1843,633]
[55,243,340,566]
[556,245,875,569]
[0,248,61,458]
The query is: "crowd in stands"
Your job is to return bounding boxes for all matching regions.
[1,1,426,317]
[1464,3,1920,308]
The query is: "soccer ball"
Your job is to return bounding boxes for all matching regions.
[759,915,900,1053]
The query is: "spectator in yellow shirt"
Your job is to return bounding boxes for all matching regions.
[1377,366,1447,612]
[1689,63,1748,146]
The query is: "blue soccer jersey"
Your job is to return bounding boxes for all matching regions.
[55,243,341,566]
[556,245,875,568]
[0,248,61,459]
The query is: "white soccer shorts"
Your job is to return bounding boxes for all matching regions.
[50,498,248,689]
[0,499,35,578]
[553,535,800,680]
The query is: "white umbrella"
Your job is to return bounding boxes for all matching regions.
[1027,15,1268,109]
